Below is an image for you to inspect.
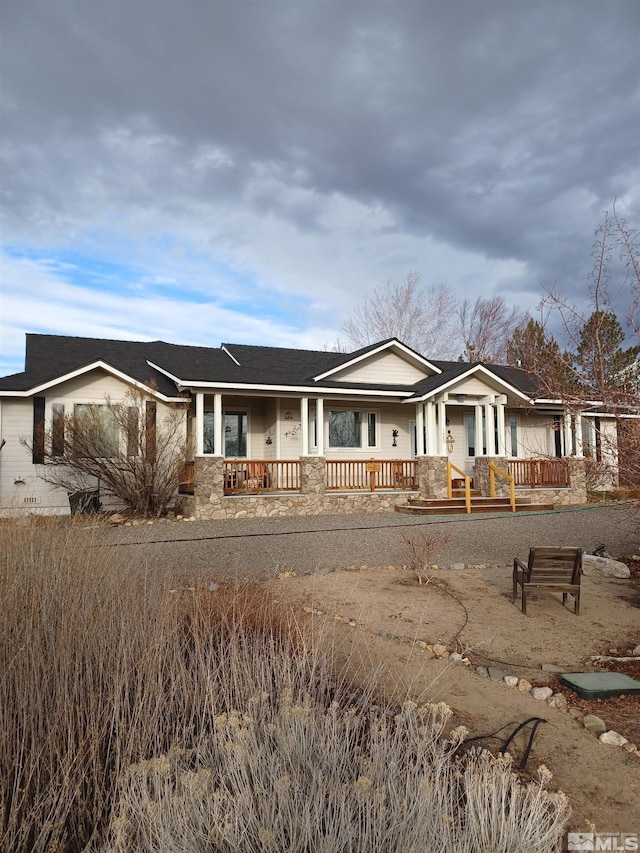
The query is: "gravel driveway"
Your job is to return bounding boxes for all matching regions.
[102,502,639,581]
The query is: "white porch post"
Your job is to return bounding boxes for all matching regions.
[316,398,324,455]
[214,393,223,456]
[195,392,204,456]
[574,412,584,457]
[475,404,484,457]
[301,397,309,456]
[496,396,507,456]
[564,412,573,456]
[426,401,437,454]
[416,402,425,455]
[484,398,495,456]
[437,401,447,455]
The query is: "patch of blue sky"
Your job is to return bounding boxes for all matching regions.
[5,244,153,295]
[4,241,315,333]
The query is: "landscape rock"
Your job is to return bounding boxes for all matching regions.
[623,742,638,753]
[432,643,449,658]
[547,693,567,709]
[582,554,630,579]
[108,513,125,525]
[475,666,489,678]
[518,679,533,692]
[531,686,553,701]
[632,644,640,656]
[582,714,607,734]
[504,676,519,687]
[488,667,506,682]
[449,652,463,662]
[599,730,628,747]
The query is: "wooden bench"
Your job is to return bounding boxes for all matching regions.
[512,546,582,615]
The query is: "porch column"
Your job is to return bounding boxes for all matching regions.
[437,401,447,455]
[213,393,223,456]
[574,413,584,458]
[300,397,309,456]
[564,412,573,456]
[426,401,437,455]
[475,404,484,457]
[316,397,324,455]
[496,396,507,456]
[195,393,204,456]
[416,402,425,455]
[484,398,495,456]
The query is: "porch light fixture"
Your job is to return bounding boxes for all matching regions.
[456,393,467,403]
[392,429,399,447]
[284,410,293,420]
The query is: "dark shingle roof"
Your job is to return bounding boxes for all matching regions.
[0,334,541,400]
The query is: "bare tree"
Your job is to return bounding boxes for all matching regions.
[342,272,460,358]
[458,296,526,363]
[536,204,640,489]
[22,387,189,516]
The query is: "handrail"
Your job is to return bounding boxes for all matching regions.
[488,461,516,512]
[446,460,471,513]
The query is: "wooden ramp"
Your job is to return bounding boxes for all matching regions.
[395,494,555,516]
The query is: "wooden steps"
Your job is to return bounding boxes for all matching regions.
[395,495,555,516]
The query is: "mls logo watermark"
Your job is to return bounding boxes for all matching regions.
[567,833,639,851]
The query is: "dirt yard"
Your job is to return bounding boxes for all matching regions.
[272,557,640,837]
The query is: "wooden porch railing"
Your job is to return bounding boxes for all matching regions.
[325,459,417,492]
[446,460,472,513]
[179,460,195,495]
[488,461,516,512]
[508,459,569,488]
[224,460,301,494]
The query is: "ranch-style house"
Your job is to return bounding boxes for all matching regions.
[0,333,619,518]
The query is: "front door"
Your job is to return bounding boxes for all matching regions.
[225,412,247,457]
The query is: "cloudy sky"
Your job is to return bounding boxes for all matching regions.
[1,0,638,376]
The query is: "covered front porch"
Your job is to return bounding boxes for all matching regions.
[175,390,590,519]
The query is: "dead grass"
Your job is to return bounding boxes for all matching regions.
[1,519,571,852]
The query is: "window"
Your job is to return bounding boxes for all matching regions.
[466,414,487,457]
[52,403,65,457]
[74,404,120,457]
[508,416,519,457]
[203,411,215,454]
[126,407,139,457]
[328,410,378,449]
[329,411,361,448]
[367,413,377,448]
[225,412,247,457]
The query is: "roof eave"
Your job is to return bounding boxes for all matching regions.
[0,361,186,403]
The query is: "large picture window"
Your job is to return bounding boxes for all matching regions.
[329,410,378,449]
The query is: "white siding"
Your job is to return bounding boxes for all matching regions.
[330,351,429,384]
[450,377,499,398]
[0,369,186,516]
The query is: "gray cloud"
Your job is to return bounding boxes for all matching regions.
[1,0,638,355]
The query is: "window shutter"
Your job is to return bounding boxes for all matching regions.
[33,397,45,464]
[145,401,157,461]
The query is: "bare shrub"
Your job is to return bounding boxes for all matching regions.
[97,703,569,853]
[21,386,188,517]
[0,519,331,853]
[1,520,570,853]
[399,527,451,584]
